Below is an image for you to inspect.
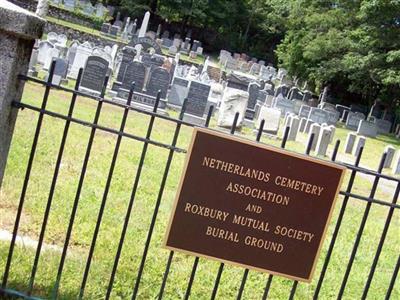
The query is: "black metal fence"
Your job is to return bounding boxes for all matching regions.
[0,62,399,299]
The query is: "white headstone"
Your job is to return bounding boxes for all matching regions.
[344,132,357,154]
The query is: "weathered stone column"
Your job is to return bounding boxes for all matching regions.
[0,0,45,187]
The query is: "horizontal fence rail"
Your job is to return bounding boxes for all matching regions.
[0,65,399,299]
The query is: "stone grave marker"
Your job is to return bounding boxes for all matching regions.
[353,136,366,157]
[68,42,92,79]
[218,87,248,128]
[357,120,378,138]
[184,81,211,121]
[308,108,329,124]
[384,145,396,168]
[246,82,260,120]
[299,105,311,118]
[145,67,170,99]
[307,123,321,151]
[288,116,300,141]
[37,41,54,65]
[120,61,146,93]
[79,56,109,94]
[256,107,281,134]
[299,117,307,133]
[345,132,357,154]
[64,0,76,10]
[167,77,189,107]
[346,111,365,130]
[275,97,294,115]
[376,119,392,134]
[392,153,400,175]
[316,127,331,156]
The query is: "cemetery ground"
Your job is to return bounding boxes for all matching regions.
[0,82,399,299]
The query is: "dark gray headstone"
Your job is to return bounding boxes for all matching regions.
[121,61,146,92]
[247,83,260,110]
[110,26,119,36]
[54,58,68,78]
[162,38,173,48]
[80,56,109,93]
[186,81,211,117]
[146,67,170,99]
[308,107,330,124]
[101,23,110,34]
[346,111,365,130]
[275,84,289,97]
[168,77,189,107]
[116,46,136,83]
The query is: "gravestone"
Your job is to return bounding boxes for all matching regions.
[246,82,260,120]
[67,41,79,66]
[336,105,350,121]
[162,38,173,48]
[305,119,315,133]
[299,105,311,118]
[274,84,289,97]
[346,111,365,130]
[376,119,392,134]
[80,56,109,94]
[28,49,39,77]
[353,136,366,157]
[68,42,92,79]
[288,87,303,101]
[357,120,378,138]
[328,125,336,143]
[184,81,211,120]
[146,67,170,99]
[256,107,281,134]
[383,145,396,168]
[345,132,357,154]
[115,46,136,84]
[293,100,304,115]
[101,23,111,34]
[218,87,248,129]
[288,116,300,141]
[64,0,75,10]
[50,58,68,85]
[120,61,146,93]
[167,77,189,107]
[307,123,321,151]
[43,47,60,71]
[299,117,307,133]
[308,108,329,124]
[392,154,400,175]
[275,97,294,115]
[37,41,54,65]
[316,127,331,156]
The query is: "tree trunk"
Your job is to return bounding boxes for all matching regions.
[36,0,49,18]
[149,0,158,13]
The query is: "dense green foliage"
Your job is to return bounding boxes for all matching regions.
[277,0,400,107]
[93,0,399,106]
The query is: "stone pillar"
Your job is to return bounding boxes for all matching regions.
[0,0,45,187]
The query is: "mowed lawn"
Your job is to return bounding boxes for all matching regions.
[0,81,399,299]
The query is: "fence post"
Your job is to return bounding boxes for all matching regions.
[0,0,45,188]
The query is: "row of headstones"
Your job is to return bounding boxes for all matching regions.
[344,133,400,174]
[31,37,118,85]
[336,104,393,137]
[50,0,108,17]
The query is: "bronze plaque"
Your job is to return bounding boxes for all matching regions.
[164,128,345,282]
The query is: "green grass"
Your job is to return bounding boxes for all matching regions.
[0,82,399,299]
